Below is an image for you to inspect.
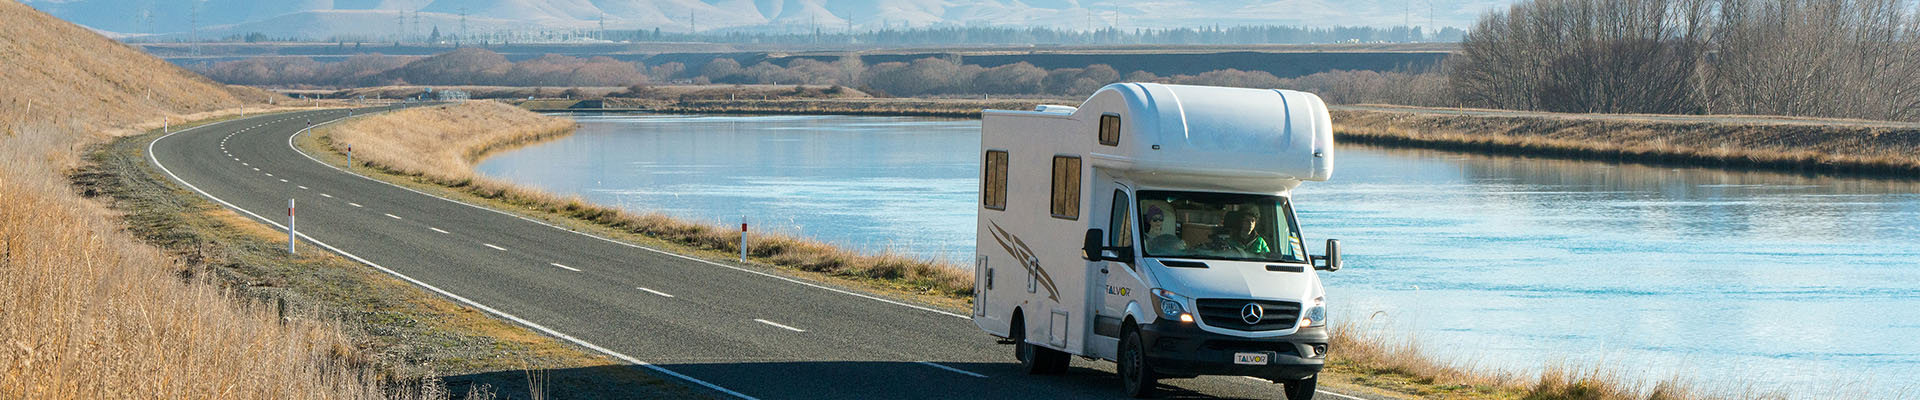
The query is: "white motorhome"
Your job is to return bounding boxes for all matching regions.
[973,83,1343,399]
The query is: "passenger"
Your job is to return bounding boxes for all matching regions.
[1142,206,1184,253]
[1203,211,1270,255]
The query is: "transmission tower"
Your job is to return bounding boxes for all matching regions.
[460,8,468,46]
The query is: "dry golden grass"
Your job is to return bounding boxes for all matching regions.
[324,101,976,298]
[0,1,423,398]
[1332,108,1920,177]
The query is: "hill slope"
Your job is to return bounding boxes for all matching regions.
[2,0,266,137]
[1,1,385,398]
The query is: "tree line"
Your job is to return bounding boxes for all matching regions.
[187,48,1429,101]
[1448,0,1920,121]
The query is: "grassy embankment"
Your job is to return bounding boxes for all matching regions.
[314,99,1763,400]
[1333,106,1920,177]
[0,0,389,397]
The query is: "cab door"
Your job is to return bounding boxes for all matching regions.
[1089,179,1148,359]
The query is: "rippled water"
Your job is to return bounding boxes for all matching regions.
[477,113,1920,397]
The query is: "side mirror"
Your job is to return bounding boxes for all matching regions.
[1082,229,1104,261]
[1313,239,1342,271]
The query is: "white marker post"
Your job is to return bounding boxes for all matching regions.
[346,145,352,167]
[163,116,169,133]
[740,217,748,263]
[287,199,297,254]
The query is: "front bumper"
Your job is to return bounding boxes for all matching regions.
[1138,319,1327,380]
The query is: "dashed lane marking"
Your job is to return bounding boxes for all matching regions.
[483,243,507,251]
[548,262,581,272]
[753,319,805,333]
[916,362,988,378]
[636,287,674,297]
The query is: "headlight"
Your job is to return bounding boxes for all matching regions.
[1302,296,1327,327]
[1150,288,1192,323]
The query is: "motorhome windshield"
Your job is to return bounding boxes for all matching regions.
[1136,191,1307,263]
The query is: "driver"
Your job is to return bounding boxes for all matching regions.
[1203,211,1269,255]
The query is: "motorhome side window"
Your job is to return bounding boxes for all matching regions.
[1109,190,1133,249]
[1050,156,1081,220]
[1098,114,1121,146]
[982,150,1008,210]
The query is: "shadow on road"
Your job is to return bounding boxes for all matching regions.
[440,360,1281,400]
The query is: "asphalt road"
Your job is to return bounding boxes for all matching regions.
[148,106,1398,400]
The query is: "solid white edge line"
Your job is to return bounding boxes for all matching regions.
[636,287,674,297]
[549,262,581,272]
[150,109,761,400]
[284,125,970,320]
[428,227,448,234]
[1239,377,1369,400]
[915,361,987,378]
[753,319,806,333]
[483,243,507,251]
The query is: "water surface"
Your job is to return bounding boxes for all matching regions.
[477,113,1920,397]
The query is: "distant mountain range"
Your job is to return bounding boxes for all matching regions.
[24,0,1512,41]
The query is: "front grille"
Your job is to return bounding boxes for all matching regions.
[1195,299,1300,331]
[1204,340,1299,356]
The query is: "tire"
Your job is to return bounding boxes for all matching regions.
[1013,317,1069,375]
[1283,375,1317,400]
[1118,328,1158,398]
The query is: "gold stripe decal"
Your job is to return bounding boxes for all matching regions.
[989,220,1059,302]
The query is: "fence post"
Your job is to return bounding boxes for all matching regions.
[288,199,297,255]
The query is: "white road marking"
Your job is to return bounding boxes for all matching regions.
[349,202,362,207]
[915,361,988,378]
[198,111,760,399]
[264,173,273,177]
[548,262,581,272]
[753,319,806,333]
[242,162,248,166]
[320,193,333,198]
[297,185,308,190]
[635,287,674,297]
[428,227,448,234]
[384,213,400,219]
[483,243,507,251]
[278,179,288,183]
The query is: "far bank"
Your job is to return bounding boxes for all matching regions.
[518,97,1920,179]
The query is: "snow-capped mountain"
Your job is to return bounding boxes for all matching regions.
[23,0,1510,39]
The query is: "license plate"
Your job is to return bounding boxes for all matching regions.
[1233,352,1270,365]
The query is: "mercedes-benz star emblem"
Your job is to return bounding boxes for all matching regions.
[1241,303,1265,325]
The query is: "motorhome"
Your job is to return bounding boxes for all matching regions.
[973,83,1342,399]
